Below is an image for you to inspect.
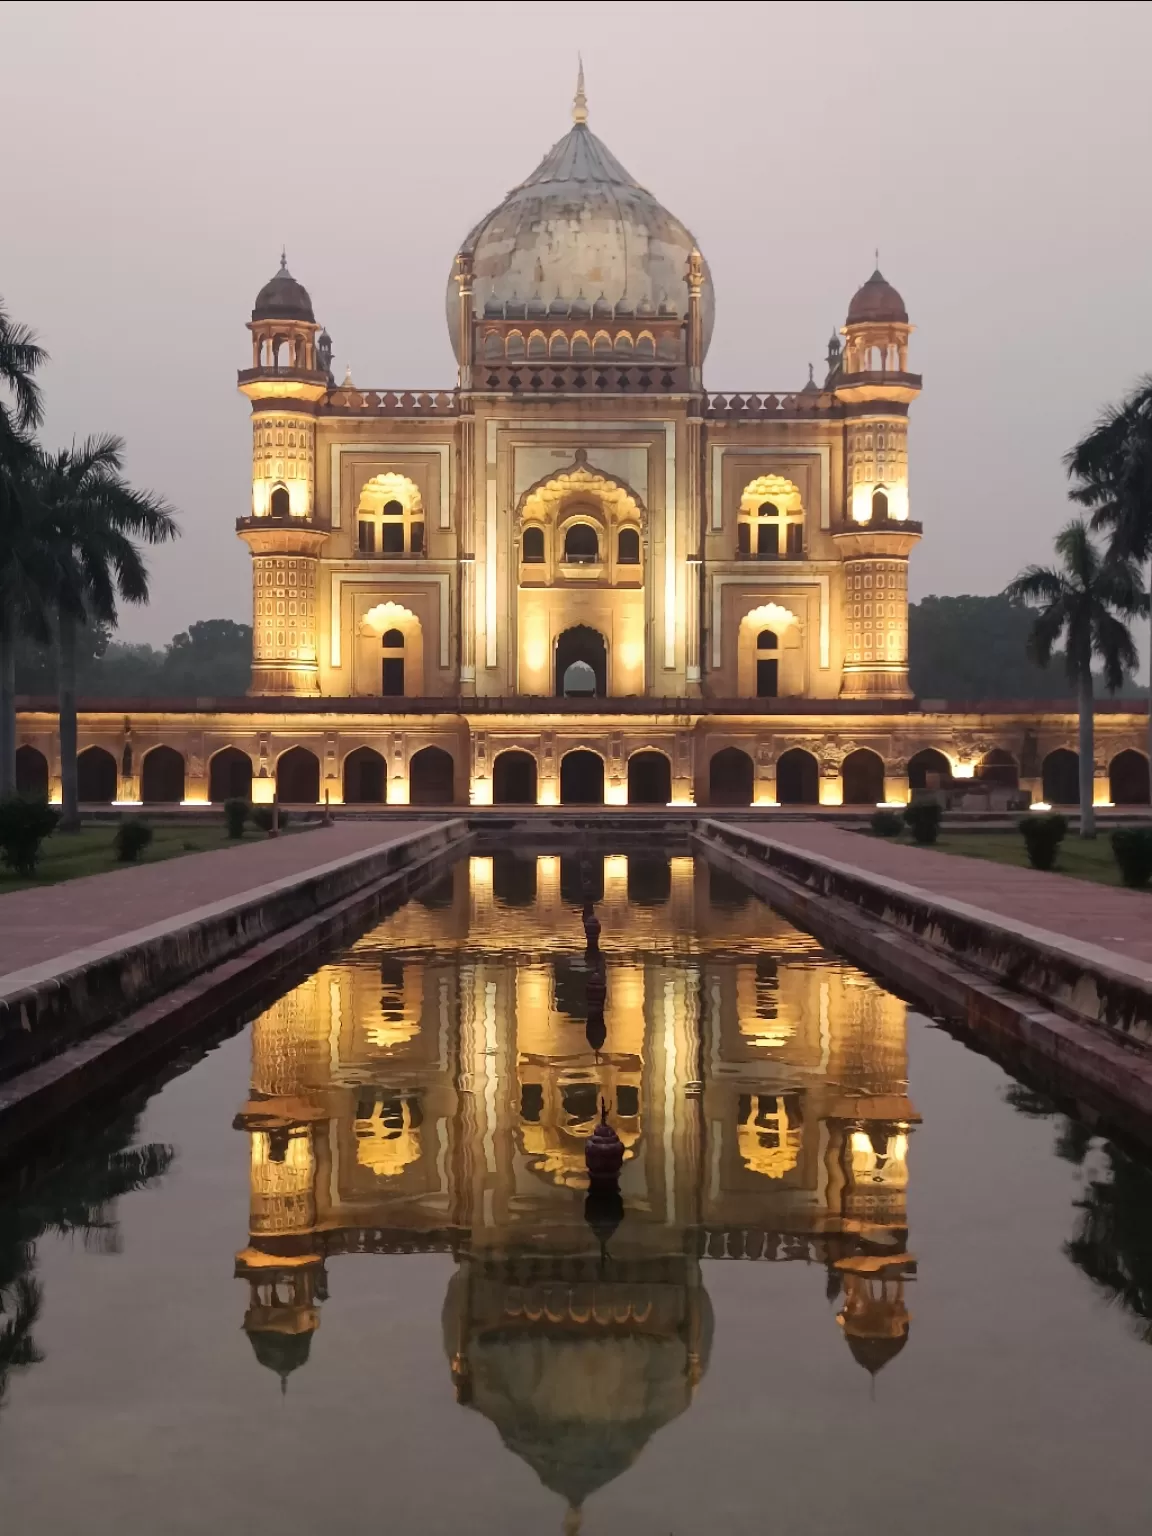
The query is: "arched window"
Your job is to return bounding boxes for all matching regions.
[563,524,599,564]
[522,526,545,563]
[482,331,503,361]
[381,498,405,555]
[269,485,290,518]
[381,629,405,696]
[739,494,804,559]
[617,527,640,564]
[506,331,525,361]
[872,487,889,520]
[527,331,547,359]
[756,630,778,698]
[571,333,591,360]
[757,502,780,557]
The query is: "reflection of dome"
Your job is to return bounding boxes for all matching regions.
[247,1325,314,1382]
[447,89,713,360]
[443,1262,713,1515]
[253,253,315,322]
[846,268,907,325]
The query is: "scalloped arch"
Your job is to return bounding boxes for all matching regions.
[739,473,803,515]
[517,451,646,529]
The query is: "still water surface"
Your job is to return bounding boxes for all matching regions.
[2,853,1152,1533]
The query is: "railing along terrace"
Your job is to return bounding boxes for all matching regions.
[322,388,458,417]
[475,363,689,394]
[704,391,835,418]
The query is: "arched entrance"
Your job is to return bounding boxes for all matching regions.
[493,750,537,805]
[77,746,117,803]
[1110,749,1150,806]
[141,746,185,804]
[560,750,604,804]
[1042,749,1079,805]
[409,746,455,805]
[277,747,320,804]
[776,748,818,805]
[907,748,952,791]
[841,748,885,805]
[343,747,386,804]
[627,751,671,805]
[709,747,753,807]
[209,747,252,803]
[556,626,607,697]
[15,745,48,798]
[977,749,1019,788]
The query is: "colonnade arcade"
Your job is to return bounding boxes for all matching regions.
[14,720,1152,808]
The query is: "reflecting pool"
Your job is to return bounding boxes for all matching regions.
[4,853,1152,1534]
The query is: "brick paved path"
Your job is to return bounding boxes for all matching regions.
[0,823,431,978]
[740,822,1152,968]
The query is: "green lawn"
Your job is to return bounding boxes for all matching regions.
[902,828,1133,887]
[0,821,283,892]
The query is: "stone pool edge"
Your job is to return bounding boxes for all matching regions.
[695,819,1152,1144]
[0,821,472,1152]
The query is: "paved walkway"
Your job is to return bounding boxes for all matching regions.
[739,822,1152,968]
[0,823,432,979]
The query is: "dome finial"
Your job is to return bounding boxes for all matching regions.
[573,55,588,124]
[280,246,288,272]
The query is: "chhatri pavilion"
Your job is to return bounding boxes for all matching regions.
[14,75,1148,809]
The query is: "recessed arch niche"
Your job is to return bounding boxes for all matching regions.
[357,602,423,698]
[738,603,802,698]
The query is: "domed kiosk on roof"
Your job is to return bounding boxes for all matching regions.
[446,66,714,362]
[846,267,908,326]
[253,252,315,323]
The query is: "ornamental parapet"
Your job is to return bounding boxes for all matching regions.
[473,362,689,395]
[704,390,836,419]
[321,388,458,418]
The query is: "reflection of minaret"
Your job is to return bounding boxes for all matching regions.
[235,1252,325,1392]
[835,1256,911,1378]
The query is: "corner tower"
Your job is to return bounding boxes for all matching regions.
[833,269,922,699]
[237,256,330,695]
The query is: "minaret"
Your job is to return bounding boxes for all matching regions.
[237,254,329,695]
[833,266,922,699]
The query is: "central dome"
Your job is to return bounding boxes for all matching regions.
[447,89,713,360]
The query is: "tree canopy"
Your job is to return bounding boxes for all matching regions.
[908,593,1146,701]
[15,618,251,699]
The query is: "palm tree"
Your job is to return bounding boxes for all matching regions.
[1067,378,1152,782]
[0,300,48,797]
[33,436,177,829]
[1006,519,1147,838]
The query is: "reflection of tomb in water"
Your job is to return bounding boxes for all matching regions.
[233,855,918,1510]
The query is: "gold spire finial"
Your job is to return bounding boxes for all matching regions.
[573,56,588,124]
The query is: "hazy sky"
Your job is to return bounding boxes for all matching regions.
[3,0,1151,647]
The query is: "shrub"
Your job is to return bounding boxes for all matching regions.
[250,806,289,834]
[0,795,60,877]
[1111,828,1152,888]
[1019,813,1067,871]
[903,802,943,845]
[870,809,903,837]
[223,798,249,839]
[114,818,153,863]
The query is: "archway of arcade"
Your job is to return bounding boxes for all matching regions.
[493,750,538,805]
[560,749,605,805]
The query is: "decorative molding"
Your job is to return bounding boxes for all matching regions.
[329,444,451,530]
[710,445,831,531]
[329,569,451,668]
[710,573,830,670]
